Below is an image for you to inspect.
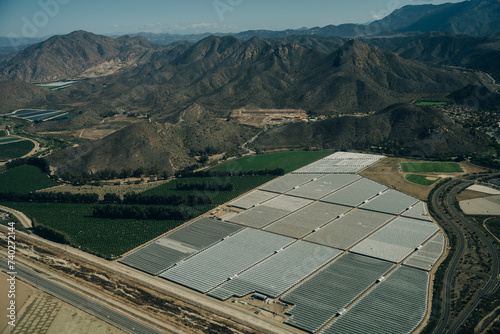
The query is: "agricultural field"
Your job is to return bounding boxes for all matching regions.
[401,162,463,173]
[406,174,440,186]
[0,175,276,258]
[0,140,35,160]
[142,175,277,217]
[0,201,182,259]
[0,130,6,137]
[414,101,448,106]
[0,165,59,192]
[208,151,332,173]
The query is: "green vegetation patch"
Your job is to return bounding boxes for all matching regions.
[209,151,332,173]
[405,174,440,186]
[401,162,463,173]
[414,101,448,106]
[0,165,58,192]
[143,175,277,218]
[0,175,277,258]
[0,130,6,137]
[0,140,35,160]
[0,202,181,259]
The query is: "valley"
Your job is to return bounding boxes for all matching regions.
[1,0,500,333]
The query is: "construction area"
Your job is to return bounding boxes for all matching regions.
[118,152,445,334]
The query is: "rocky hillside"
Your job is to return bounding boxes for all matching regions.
[48,105,257,177]
[254,104,487,158]
[0,30,163,83]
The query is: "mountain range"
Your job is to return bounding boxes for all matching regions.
[1,0,499,177]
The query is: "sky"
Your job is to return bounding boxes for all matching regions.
[0,0,465,38]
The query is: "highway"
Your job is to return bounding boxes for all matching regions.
[430,175,500,333]
[0,260,166,334]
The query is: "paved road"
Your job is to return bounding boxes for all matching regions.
[431,176,500,333]
[0,205,32,229]
[431,179,466,334]
[0,260,165,334]
[445,180,500,333]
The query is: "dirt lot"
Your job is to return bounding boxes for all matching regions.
[39,179,168,199]
[360,157,488,200]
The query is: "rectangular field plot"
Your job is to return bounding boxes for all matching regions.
[229,190,279,209]
[264,202,351,238]
[360,189,418,215]
[226,195,313,228]
[404,233,445,271]
[225,205,290,228]
[321,267,429,334]
[282,253,393,333]
[321,178,387,207]
[293,152,385,174]
[305,209,395,250]
[259,174,324,194]
[160,228,294,293]
[119,218,242,275]
[351,217,440,263]
[286,174,361,200]
[208,241,341,300]
[402,201,433,221]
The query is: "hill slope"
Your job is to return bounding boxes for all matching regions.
[254,104,487,158]
[0,30,163,83]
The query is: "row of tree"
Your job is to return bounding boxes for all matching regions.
[0,191,99,203]
[92,205,191,220]
[32,219,71,244]
[175,182,233,191]
[6,157,50,173]
[176,167,285,178]
[0,191,212,207]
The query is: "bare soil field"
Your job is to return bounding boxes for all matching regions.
[231,108,307,128]
[360,157,488,200]
[39,179,168,199]
[0,271,126,334]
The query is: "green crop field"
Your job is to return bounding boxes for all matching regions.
[0,130,6,137]
[414,101,448,106]
[0,202,181,259]
[405,174,440,186]
[143,175,277,217]
[0,165,59,192]
[209,151,332,173]
[0,140,35,160]
[0,175,277,258]
[401,162,463,173]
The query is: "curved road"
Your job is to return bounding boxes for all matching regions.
[431,176,500,334]
[0,260,167,334]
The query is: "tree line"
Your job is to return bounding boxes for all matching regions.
[175,167,285,178]
[6,157,50,173]
[175,182,233,191]
[0,191,212,206]
[92,204,191,220]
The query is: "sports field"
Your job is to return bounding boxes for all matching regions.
[209,151,332,173]
[405,174,440,186]
[401,162,463,173]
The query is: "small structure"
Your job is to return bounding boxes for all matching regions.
[252,293,268,301]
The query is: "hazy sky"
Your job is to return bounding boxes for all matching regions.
[0,0,465,38]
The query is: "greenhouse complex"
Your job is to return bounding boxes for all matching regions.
[119,152,445,333]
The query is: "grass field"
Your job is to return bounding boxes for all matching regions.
[405,174,440,186]
[0,165,59,192]
[0,130,6,137]
[0,140,35,160]
[415,101,448,106]
[208,151,332,173]
[401,162,463,173]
